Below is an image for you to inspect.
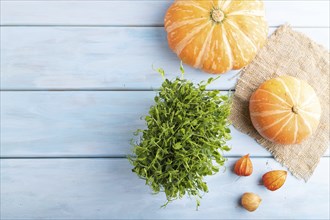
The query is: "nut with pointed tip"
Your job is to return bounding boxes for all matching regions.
[234,154,253,176]
[262,170,287,191]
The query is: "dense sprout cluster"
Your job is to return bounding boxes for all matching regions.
[129,69,232,208]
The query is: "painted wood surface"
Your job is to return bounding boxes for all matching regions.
[1,27,329,90]
[0,91,268,157]
[1,0,329,219]
[1,158,329,219]
[1,1,329,27]
[2,91,329,157]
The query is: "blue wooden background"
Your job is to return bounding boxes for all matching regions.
[1,1,329,219]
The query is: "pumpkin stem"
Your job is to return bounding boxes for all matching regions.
[211,9,225,23]
[292,106,299,114]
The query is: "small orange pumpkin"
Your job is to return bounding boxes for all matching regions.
[249,75,321,144]
[164,0,268,74]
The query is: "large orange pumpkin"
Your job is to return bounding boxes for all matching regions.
[164,0,268,74]
[249,76,322,145]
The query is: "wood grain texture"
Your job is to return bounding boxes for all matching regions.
[1,1,329,27]
[1,27,329,90]
[0,91,270,157]
[1,91,329,157]
[1,1,329,219]
[1,158,329,219]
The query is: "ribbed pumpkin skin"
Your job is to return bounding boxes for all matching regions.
[249,76,321,145]
[164,0,268,74]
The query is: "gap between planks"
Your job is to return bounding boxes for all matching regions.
[1,24,330,27]
[1,155,329,159]
[0,156,275,159]
[0,89,235,92]
[2,0,330,1]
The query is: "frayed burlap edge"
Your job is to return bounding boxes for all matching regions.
[230,24,330,181]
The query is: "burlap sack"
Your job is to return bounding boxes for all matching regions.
[230,25,329,181]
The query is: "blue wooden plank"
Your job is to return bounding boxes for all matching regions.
[0,91,267,157]
[1,27,329,90]
[1,158,329,219]
[1,1,329,27]
[1,91,328,157]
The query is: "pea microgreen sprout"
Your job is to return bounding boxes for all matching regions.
[129,65,232,209]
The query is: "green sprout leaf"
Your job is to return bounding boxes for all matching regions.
[129,67,232,209]
[179,61,185,78]
[152,64,166,80]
